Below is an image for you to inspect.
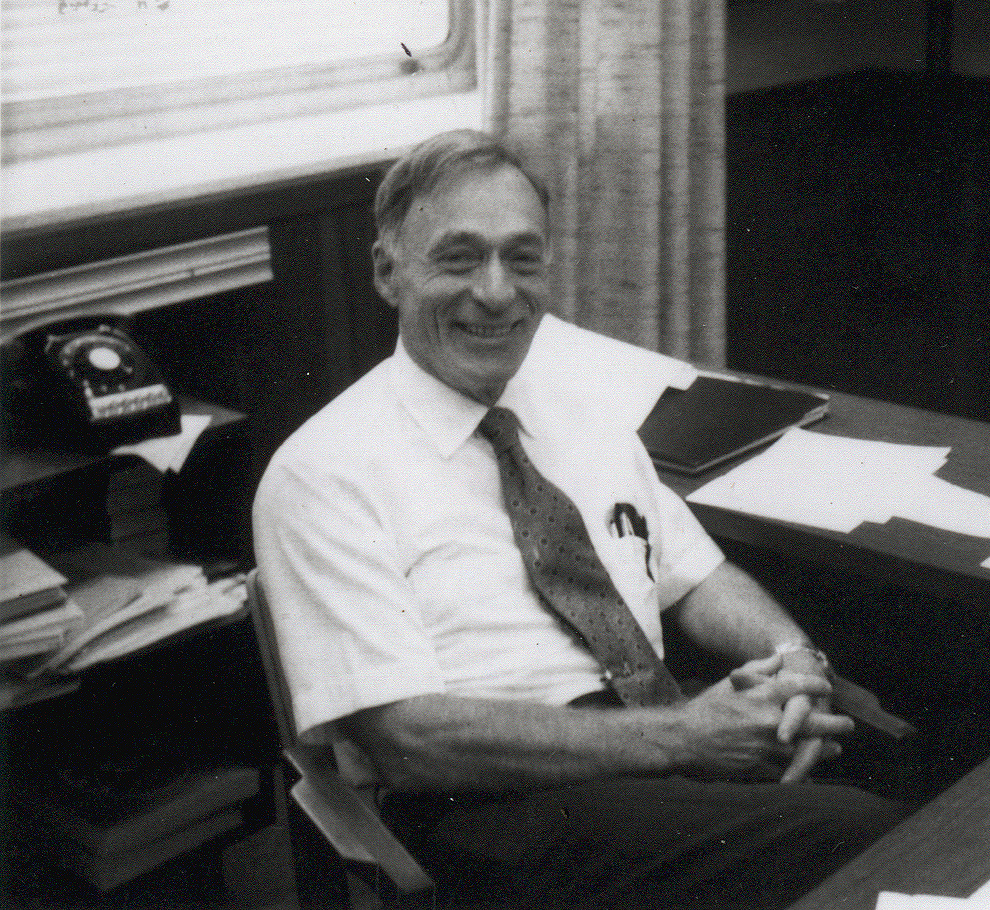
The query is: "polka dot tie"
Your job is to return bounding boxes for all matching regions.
[478,407,681,707]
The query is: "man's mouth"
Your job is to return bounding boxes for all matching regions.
[457,321,520,339]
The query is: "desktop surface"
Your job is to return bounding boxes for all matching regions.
[788,753,990,910]
[655,386,990,606]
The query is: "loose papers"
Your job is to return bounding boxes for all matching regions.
[112,414,212,474]
[687,428,990,548]
[876,877,990,908]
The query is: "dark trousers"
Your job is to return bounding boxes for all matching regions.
[381,775,906,909]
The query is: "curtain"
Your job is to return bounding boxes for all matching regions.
[485,0,726,366]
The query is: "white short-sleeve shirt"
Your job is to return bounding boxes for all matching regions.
[252,315,724,783]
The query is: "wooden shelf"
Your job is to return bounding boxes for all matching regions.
[1,397,245,493]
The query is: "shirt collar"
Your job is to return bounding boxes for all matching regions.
[389,339,491,458]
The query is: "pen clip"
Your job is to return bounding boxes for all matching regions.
[611,503,634,537]
[611,503,654,581]
[614,504,646,539]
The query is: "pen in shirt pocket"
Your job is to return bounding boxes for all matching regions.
[610,503,654,581]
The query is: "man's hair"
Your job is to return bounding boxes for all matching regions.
[374,129,550,243]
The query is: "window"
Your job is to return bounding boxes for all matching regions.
[2,0,482,230]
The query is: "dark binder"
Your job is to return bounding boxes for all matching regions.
[638,374,829,475]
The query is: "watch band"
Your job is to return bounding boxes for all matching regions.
[774,642,831,672]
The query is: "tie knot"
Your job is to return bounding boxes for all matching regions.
[478,407,520,453]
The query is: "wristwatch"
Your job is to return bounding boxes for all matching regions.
[774,642,831,673]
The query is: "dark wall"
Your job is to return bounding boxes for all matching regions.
[726,70,990,422]
[1,167,398,562]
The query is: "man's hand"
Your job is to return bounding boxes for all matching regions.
[779,647,836,782]
[675,656,852,779]
[669,562,855,782]
[730,652,842,783]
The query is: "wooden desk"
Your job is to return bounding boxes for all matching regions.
[788,754,990,909]
[655,386,990,607]
[654,385,990,906]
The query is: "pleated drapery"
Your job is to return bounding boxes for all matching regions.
[485,0,726,365]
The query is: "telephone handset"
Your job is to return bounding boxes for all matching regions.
[4,317,181,451]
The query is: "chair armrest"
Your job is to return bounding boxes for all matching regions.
[832,675,917,740]
[290,771,434,894]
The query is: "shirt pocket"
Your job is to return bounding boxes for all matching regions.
[597,534,661,633]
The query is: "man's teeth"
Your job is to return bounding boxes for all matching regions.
[462,323,514,338]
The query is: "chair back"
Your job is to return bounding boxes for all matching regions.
[247,569,298,750]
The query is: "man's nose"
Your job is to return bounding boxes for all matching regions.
[472,256,516,308]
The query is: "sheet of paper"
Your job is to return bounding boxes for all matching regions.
[758,428,950,518]
[877,895,976,909]
[112,413,212,473]
[687,428,958,535]
[893,475,990,540]
[970,881,990,905]
[687,453,870,532]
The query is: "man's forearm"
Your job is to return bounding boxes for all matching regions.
[672,561,815,664]
[346,694,682,791]
[343,671,850,792]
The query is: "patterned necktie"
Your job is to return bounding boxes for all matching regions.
[478,407,681,707]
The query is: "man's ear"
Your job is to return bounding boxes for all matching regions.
[372,240,399,308]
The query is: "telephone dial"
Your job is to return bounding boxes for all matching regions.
[2,317,181,452]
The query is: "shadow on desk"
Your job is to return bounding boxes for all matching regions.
[706,537,990,803]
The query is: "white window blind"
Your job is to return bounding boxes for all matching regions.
[2,0,465,163]
[1,1,481,230]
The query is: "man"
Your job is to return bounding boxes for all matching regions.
[253,129,903,909]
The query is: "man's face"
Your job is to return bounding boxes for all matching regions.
[374,165,550,406]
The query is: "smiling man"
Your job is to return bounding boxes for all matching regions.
[253,130,903,909]
[371,159,549,407]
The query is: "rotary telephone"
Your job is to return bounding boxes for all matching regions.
[3,317,181,451]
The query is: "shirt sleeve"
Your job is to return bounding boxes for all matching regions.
[635,442,724,610]
[252,457,446,742]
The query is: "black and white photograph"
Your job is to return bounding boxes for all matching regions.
[1,1,988,908]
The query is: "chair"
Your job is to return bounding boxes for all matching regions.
[245,569,435,909]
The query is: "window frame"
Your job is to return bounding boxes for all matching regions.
[2,0,475,165]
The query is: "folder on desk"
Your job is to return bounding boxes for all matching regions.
[638,374,830,475]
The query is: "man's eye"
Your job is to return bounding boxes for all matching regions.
[508,253,545,275]
[437,251,481,273]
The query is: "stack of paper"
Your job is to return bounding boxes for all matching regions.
[61,574,246,673]
[29,543,225,676]
[687,429,990,561]
[0,531,83,667]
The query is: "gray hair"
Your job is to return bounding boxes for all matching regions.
[374,129,550,244]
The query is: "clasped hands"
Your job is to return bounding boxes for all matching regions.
[686,652,852,784]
